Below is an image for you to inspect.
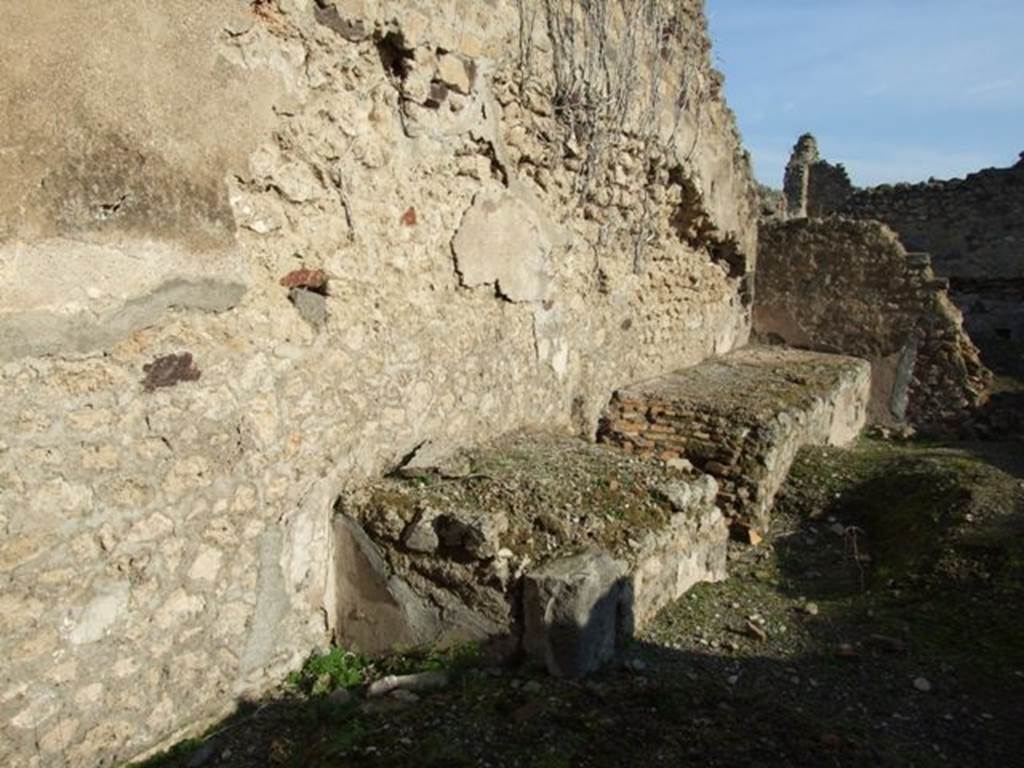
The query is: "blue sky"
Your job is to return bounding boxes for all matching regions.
[706,0,1024,187]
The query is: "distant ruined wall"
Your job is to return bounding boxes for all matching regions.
[756,218,990,429]
[806,160,854,218]
[776,134,1024,354]
[840,156,1024,282]
[781,133,818,219]
[840,156,1024,351]
[756,183,787,222]
[0,1,757,765]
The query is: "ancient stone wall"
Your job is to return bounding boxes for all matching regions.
[334,433,728,677]
[806,160,855,218]
[777,133,1024,355]
[756,218,990,429]
[0,1,757,765]
[757,184,787,222]
[839,156,1024,350]
[782,133,818,219]
[840,156,1024,281]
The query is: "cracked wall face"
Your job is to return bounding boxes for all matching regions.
[0,1,757,764]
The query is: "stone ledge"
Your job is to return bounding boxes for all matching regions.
[599,346,871,528]
[332,432,728,676]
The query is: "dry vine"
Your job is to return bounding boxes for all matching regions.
[843,525,869,592]
[517,0,700,272]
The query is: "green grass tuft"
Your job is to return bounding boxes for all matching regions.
[288,648,369,694]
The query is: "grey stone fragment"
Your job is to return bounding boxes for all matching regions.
[522,550,634,678]
[396,440,473,479]
[652,474,719,512]
[652,481,697,512]
[401,508,440,554]
[0,278,245,363]
[665,457,694,472]
[289,287,328,328]
[437,509,508,559]
[367,670,449,698]
[694,474,720,505]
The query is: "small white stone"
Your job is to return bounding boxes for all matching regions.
[188,546,223,582]
[68,583,130,645]
[913,677,932,692]
[11,693,59,730]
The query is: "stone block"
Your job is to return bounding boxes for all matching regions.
[522,550,633,678]
[289,287,328,328]
[436,509,508,560]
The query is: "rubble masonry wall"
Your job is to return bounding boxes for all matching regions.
[0,1,758,765]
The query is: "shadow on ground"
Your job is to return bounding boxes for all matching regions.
[971,338,1024,440]
[134,437,1024,768]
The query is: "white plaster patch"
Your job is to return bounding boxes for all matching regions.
[452,189,552,303]
[532,304,571,380]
